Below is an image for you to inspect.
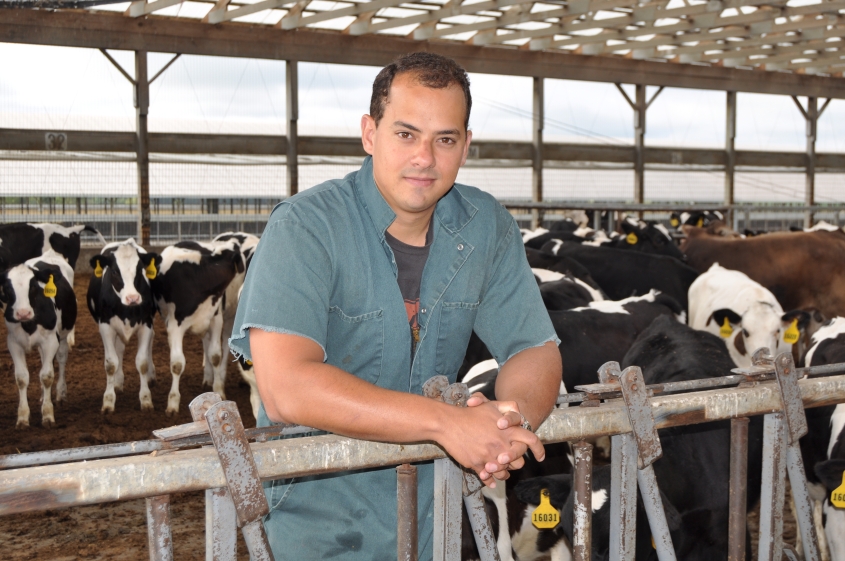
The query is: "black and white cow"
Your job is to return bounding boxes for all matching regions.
[532,268,605,311]
[0,222,105,271]
[87,239,161,413]
[550,291,685,391]
[0,250,77,428]
[815,401,845,561]
[529,242,699,311]
[669,210,724,230]
[688,263,818,368]
[151,239,244,415]
[621,315,764,560]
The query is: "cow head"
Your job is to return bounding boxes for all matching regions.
[781,308,826,365]
[90,242,161,307]
[619,219,686,262]
[0,263,58,323]
[709,303,792,367]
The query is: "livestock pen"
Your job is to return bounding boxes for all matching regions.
[2,351,845,561]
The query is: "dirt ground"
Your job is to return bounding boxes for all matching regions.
[0,276,805,560]
[0,275,255,560]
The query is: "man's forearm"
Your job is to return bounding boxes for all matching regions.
[494,341,562,430]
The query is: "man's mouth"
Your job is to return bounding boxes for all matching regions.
[405,176,437,187]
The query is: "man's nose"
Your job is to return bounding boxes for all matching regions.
[411,141,435,168]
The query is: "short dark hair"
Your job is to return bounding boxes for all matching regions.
[369,52,472,130]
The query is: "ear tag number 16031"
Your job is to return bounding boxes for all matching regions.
[532,489,559,529]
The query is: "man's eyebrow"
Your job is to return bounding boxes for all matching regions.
[393,121,461,136]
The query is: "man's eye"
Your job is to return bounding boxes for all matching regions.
[398,132,412,139]
[439,137,456,145]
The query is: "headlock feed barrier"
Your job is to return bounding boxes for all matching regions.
[2,348,845,561]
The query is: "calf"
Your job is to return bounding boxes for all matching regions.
[532,268,605,311]
[688,263,814,368]
[151,239,244,415]
[0,250,77,428]
[604,217,685,262]
[0,222,105,270]
[815,403,845,561]
[87,239,161,413]
[622,315,764,560]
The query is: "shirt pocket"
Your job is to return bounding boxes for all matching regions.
[265,477,298,512]
[435,301,480,380]
[327,306,384,385]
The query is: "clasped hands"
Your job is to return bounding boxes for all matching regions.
[462,393,545,488]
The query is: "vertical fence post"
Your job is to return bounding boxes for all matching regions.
[634,84,646,216]
[531,76,544,230]
[134,50,151,246]
[397,463,418,561]
[804,96,817,229]
[609,432,638,561]
[758,412,787,561]
[728,416,749,561]
[146,494,174,561]
[286,60,299,198]
[573,441,593,561]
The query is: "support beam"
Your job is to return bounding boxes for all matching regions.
[134,50,151,246]
[286,59,298,197]
[725,90,736,226]
[3,10,845,99]
[532,76,543,229]
[634,84,646,209]
[805,96,818,228]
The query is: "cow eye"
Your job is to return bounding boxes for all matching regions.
[742,328,749,337]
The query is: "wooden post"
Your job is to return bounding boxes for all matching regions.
[725,91,737,227]
[634,84,646,214]
[286,59,299,198]
[532,76,544,229]
[805,96,817,229]
[135,50,151,246]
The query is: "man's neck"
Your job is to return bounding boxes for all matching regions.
[387,212,433,247]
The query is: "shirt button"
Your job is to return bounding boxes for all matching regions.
[421,308,427,314]
[457,244,464,250]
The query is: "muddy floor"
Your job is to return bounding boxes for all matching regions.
[0,275,254,560]
[0,276,805,560]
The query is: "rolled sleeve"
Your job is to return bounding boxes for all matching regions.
[229,209,332,362]
[473,211,560,367]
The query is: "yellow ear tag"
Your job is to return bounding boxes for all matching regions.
[531,489,559,529]
[670,218,680,227]
[145,261,157,280]
[626,232,638,245]
[44,275,57,298]
[697,217,704,227]
[651,536,656,549]
[719,317,734,338]
[245,359,253,367]
[94,260,103,278]
[832,472,845,509]
[784,319,800,345]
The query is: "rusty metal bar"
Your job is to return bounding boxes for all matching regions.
[786,442,821,561]
[637,465,677,561]
[463,482,501,561]
[609,433,637,561]
[573,441,593,561]
[4,375,845,516]
[146,495,173,561]
[728,416,749,561]
[397,463,418,561]
[758,412,787,561]
[433,451,463,561]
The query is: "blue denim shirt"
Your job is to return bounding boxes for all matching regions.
[229,156,559,560]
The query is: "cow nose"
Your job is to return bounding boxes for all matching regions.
[125,294,142,306]
[14,308,34,321]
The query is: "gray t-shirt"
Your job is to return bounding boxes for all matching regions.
[385,224,433,357]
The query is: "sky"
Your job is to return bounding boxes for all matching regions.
[1,41,844,201]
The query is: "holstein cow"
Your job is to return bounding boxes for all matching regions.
[681,227,845,318]
[0,222,106,270]
[688,263,817,368]
[0,250,77,428]
[152,239,244,415]
[87,239,161,413]
[622,316,764,560]
[532,268,605,311]
[816,401,845,561]
[603,217,686,262]
[528,243,699,312]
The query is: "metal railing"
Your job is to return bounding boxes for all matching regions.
[2,355,845,560]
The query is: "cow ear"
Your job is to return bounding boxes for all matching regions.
[29,264,54,284]
[814,459,845,492]
[709,308,742,328]
[89,254,106,278]
[781,310,811,331]
[140,253,161,279]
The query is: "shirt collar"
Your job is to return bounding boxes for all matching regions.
[355,155,478,238]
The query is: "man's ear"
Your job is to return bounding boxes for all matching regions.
[361,114,376,155]
[460,129,473,167]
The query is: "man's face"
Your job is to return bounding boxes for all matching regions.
[361,72,472,220]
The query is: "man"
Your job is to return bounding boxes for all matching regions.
[229,52,562,560]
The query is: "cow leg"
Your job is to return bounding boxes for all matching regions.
[55,333,69,404]
[166,323,188,416]
[239,365,261,422]
[8,334,31,429]
[201,331,214,388]
[135,324,154,411]
[99,323,121,414]
[114,336,126,392]
[207,311,226,400]
[37,334,59,428]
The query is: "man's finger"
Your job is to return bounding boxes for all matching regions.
[509,429,546,462]
[507,456,526,470]
[496,410,522,430]
[490,468,510,481]
[466,393,489,407]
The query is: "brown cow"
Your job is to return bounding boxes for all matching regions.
[681,226,845,319]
